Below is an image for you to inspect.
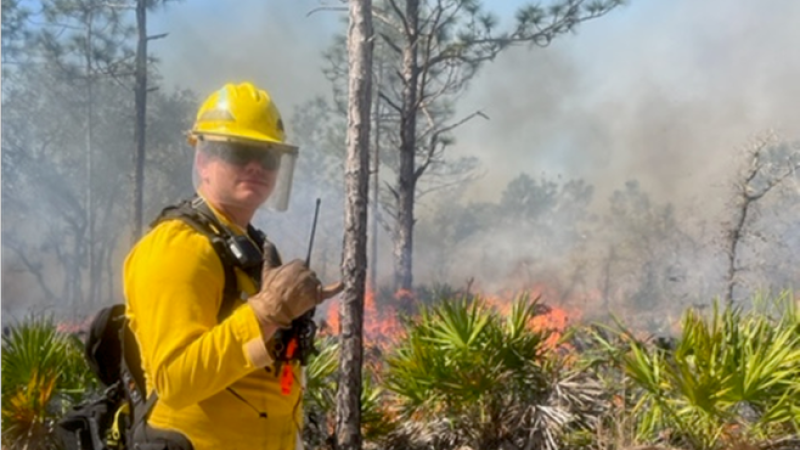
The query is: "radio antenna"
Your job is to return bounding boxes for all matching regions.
[305,198,321,266]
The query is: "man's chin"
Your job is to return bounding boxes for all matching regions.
[235,190,271,208]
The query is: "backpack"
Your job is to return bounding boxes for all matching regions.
[56,197,314,450]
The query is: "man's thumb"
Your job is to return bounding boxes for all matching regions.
[260,240,284,281]
[319,281,344,301]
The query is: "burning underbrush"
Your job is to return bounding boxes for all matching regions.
[35,285,800,450]
[320,282,583,352]
[308,288,800,450]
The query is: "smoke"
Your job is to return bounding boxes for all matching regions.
[454,0,800,212]
[411,0,800,311]
[6,0,797,323]
[150,0,800,221]
[149,0,339,113]
[147,0,800,306]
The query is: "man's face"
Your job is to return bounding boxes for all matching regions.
[195,142,279,211]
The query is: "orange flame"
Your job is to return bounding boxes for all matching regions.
[325,300,340,334]
[483,284,583,349]
[324,279,592,352]
[324,287,404,348]
[56,316,93,335]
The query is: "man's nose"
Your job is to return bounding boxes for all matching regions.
[243,159,267,173]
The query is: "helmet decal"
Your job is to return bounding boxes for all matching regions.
[217,87,229,104]
[198,108,235,123]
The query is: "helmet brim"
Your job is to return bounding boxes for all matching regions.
[187,130,298,154]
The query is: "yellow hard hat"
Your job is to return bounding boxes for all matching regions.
[188,82,297,153]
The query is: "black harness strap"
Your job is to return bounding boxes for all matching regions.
[151,198,248,322]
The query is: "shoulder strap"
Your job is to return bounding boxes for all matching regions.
[151,197,254,323]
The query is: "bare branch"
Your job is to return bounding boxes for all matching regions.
[415,110,488,181]
[372,7,406,36]
[424,1,621,70]
[3,236,59,303]
[100,2,135,9]
[378,91,403,113]
[386,0,410,38]
[416,169,481,199]
[386,181,399,202]
[306,5,348,17]
[378,32,403,54]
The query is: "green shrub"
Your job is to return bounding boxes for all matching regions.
[591,292,800,449]
[383,293,605,450]
[1,315,97,449]
[303,337,394,449]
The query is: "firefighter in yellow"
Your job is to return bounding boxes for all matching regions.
[124,82,341,450]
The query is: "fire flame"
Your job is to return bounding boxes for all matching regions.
[56,316,93,336]
[323,281,582,351]
[324,287,404,347]
[484,288,580,349]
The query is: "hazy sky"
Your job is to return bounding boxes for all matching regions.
[149,0,800,215]
[149,0,337,110]
[5,0,798,321]
[454,0,800,209]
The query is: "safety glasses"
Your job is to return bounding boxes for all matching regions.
[202,142,281,171]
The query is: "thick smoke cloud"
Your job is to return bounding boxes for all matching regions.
[153,0,800,217]
[150,0,338,113]
[454,0,800,212]
[151,0,800,299]
[6,0,786,322]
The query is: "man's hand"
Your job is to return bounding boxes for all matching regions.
[248,258,343,332]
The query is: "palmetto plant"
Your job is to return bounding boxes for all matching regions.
[303,337,394,449]
[592,292,800,450]
[1,315,97,450]
[382,294,605,450]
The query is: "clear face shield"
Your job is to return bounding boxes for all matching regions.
[192,138,298,212]
[264,150,297,211]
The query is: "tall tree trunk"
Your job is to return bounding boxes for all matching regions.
[394,0,419,292]
[602,246,615,311]
[85,77,95,308]
[723,133,792,307]
[132,0,148,244]
[724,196,749,307]
[85,12,95,309]
[369,59,382,294]
[336,0,373,449]
[69,234,84,314]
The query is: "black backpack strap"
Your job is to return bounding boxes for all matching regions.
[131,390,158,433]
[85,304,126,387]
[217,263,239,322]
[120,316,159,435]
[121,323,145,404]
[245,225,272,288]
[151,197,247,323]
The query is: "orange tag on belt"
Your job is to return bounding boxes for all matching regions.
[280,338,298,395]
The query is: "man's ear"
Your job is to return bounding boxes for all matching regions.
[195,149,211,182]
[195,148,206,166]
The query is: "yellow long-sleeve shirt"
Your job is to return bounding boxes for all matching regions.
[123,207,302,450]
